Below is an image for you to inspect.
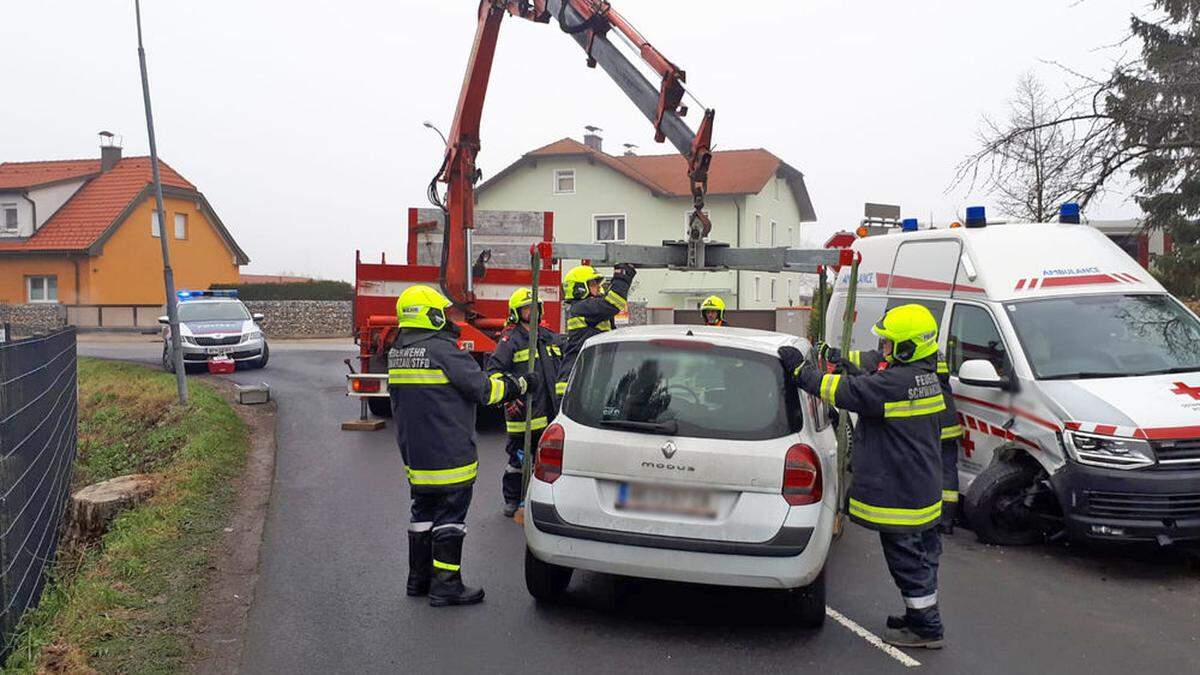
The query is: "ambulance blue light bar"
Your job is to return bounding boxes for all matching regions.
[177,289,238,301]
[965,206,987,228]
[1059,202,1081,224]
[901,218,919,232]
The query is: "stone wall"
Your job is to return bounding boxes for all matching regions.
[243,300,352,338]
[0,303,68,338]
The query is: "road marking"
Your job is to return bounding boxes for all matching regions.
[826,606,922,668]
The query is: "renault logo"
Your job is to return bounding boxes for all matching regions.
[661,441,677,459]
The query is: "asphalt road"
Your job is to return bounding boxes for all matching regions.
[79,339,1200,674]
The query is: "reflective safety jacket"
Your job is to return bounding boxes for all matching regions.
[388,329,517,492]
[844,349,961,443]
[797,354,945,532]
[486,323,563,434]
[559,273,633,386]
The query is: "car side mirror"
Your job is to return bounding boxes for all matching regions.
[252,313,266,323]
[157,315,169,325]
[958,359,1013,390]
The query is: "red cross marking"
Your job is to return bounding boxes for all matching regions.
[1171,382,1200,400]
[961,429,975,458]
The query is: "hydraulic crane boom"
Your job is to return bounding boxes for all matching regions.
[431,0,715,321]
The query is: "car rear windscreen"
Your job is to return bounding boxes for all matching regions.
[564,341,799,441]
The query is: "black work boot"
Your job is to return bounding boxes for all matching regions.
[503,501,520,518]
[886,614,908,629]
[884,606,944,649]
[406,530,432,596]
[939,502,957,535]
[429,533,485,607]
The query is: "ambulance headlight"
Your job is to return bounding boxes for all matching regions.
[1064,431,1154,470]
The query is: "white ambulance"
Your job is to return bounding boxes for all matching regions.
[826,208,1200,546]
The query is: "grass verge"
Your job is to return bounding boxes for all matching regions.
[3,358,249,673]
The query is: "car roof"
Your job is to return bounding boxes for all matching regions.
[584,324,806,355]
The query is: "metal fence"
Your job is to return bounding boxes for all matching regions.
[0,328,78,647]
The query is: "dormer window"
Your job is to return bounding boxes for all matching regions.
[2,204,17,234]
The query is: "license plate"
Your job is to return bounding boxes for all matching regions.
[616,483,716,518]
[207,346,234,356]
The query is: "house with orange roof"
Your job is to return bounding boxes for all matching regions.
[0,138,247,312]
[475,131,817,310]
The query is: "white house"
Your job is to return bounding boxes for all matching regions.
[475,134,818,310]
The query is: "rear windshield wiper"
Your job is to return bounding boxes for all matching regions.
[1039,371,1122,381]
[599,419,679,435]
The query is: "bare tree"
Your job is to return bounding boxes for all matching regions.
[955,73,1099,222]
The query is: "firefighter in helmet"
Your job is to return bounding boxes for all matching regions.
[780,304,947,648]
[557,262,636,393]
[486,288,563,517]
[388,285,532,607]
[700,295,727,326]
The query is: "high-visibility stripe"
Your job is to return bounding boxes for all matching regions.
[604,290,627,311]
[513,348,531,363]
[548,345,562,356]
[406,461,479,487]
[848,350,862,368]
[848,498,942,527]
[432,559,461,572]
[904,592,938,609]
[487,374,506,405]
[555,381,568,395]
[819,373,841,407]
[942,490,959,503]
[408,521,433,533]
[937,360,950,375]
[941,424,964,439]
[388,368,450,385]
[883,394,946,418]
[506,416,548,433]
[596,320,612,332]
[567,317,587,331]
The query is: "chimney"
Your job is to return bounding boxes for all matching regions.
[583,125,603,152]
[622,143,638,157]
[99,130,122,173]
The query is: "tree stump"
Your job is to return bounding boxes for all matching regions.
[67,474,161,544]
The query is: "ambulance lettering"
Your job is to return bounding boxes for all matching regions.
[1041,266,1100,276]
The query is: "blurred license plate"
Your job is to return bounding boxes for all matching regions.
[616,483,716,518]
[207,346,234,355]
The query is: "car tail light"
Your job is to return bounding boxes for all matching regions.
[535,423,565,484]
[783,443,822,506]
[352,378,381,394]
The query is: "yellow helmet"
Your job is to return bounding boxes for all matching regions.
[396,285,452,331]
[872,304,939,363]
[507,287,542,324]
[563,265,604,301]
[700,295,726,323]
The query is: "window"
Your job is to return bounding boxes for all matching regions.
[769,278,777,304]
[594,215,626,242]
[771,220,778,246]
[178,301,250,322]
[174,213,188,239]
[948,304,1011,377]
[565,341,800,441]
[774,177,782,201]
[755,214,763,244]
[151,211,161,237]
[787,224,794,247]
[27,275,58,303]
[554,169,576,194]
[884,297,947,338]
[682,210,710,238]
[787,278,794,304]
[754,275,761,302]
[2,204,17,233]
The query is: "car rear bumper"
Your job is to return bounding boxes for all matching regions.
[1051,462,1200,544]
[524,485,834,589]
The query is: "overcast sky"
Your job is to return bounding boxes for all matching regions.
[1,1,1148,281]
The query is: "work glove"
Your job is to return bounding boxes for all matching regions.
[613,262,637,281]
[505,398,526,419]
[498,373,529,404]
[778,346,805,383]
[816,342,839,363]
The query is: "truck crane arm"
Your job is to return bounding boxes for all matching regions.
[432,0,715,319]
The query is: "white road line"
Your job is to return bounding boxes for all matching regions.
[826,606,922,668]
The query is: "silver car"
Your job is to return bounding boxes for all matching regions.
[160,291,269,372]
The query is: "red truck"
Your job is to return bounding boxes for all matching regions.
[352,207,561,417]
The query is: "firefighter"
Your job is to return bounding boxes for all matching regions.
[829,345,962,535]
[388,285,531,607]
[558,262,636,391]
[780,304,946,648]
[700,295,727,326]
[486,288,563,517]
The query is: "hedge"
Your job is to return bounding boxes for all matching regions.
[210,280,353,301]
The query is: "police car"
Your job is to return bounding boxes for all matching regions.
[523,325,837,627]
[828,205,1200,547]
[159,290,269,372]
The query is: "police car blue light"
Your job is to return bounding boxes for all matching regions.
[901,218,919,232]
[965,206,987,228]
[1059,202,1081,224]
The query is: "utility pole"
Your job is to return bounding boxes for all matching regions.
[135,0,188,405]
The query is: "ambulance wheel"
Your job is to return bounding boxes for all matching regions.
[525,547,572,601]
[368,396,392,418]
[965,456,1046,546]
[783,569,826,628]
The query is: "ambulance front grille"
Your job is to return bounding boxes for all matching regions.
[1084,491,1200,520]
[1150,439,1200,469]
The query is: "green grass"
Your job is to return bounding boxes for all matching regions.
[3,358,249,673]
